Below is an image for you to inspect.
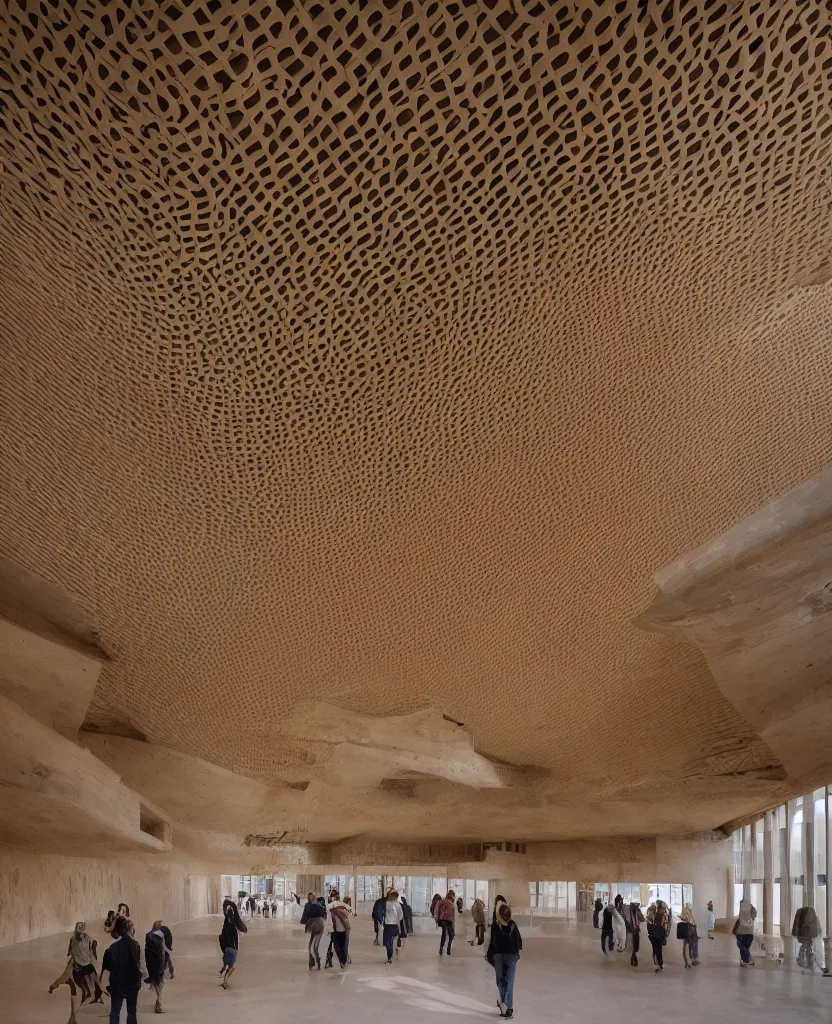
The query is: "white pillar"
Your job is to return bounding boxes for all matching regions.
[824,785,832,974]
[780,816,790,940]
[804,792,815,909]
[763,811,774,936]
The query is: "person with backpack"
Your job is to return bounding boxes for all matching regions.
[469,897,486,945]
[733,899,757,967]
[327,892,352,968]
[434,890,456,955]
[487,902,522,1019]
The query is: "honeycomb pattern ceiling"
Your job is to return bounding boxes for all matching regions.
[1,1,832,843]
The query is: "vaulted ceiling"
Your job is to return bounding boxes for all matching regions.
[1,1,831,848]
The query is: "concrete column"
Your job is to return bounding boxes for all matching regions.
[742,824,751,901]
[804,792,815,909]
[779,820,789,939]
[763,811,774,936]
[824,786,832,974]
[607,881,614,905]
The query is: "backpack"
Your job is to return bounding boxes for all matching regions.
[436,899,454,922]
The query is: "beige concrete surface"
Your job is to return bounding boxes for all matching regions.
[2,1,832,853]
[4,915,830,1024]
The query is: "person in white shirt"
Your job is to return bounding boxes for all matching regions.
[706,900,716,939]
[382,890,404,964]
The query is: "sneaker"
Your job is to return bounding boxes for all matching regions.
[504,1011,513,1019]
[692,960,700,966]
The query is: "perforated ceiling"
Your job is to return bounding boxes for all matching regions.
[1,1,832,844]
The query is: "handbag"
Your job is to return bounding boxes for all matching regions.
[676,921,690,940]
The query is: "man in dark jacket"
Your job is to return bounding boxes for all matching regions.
[100,916,142,1024]
[372,894,387,945]
[145,922,167,1013]
[300,892,327,969]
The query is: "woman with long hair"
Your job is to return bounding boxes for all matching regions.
[487,902,522,1019]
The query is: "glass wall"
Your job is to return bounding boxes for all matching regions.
[731,785,831,971]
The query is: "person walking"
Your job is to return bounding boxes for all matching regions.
[469,897,486,946]
[219,899,248,988]
[400,894,413,938]
[69,922,103,1002]
[48,922,103,1023]
[99,915,142,1024]
[599,901,624,956]
[144,921,167,1013]
[593,897,603,929]
[733,899,757,967]
[647,900,668,972]
[706,900,716,940]
[434,890,456,955]
[328,892,352,968]
[373,892,388,945]
[159,924,174,980]
[300,892,326,970]
[679,904,700,968]
[623,901,644,966]
[430,893,442,924]
[382,890,404,964]
[487,902,522,1019]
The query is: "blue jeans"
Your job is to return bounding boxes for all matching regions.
[109,988,138,1024]
[493,953,519,1010]
[383,924,399,961]
[736,933,753,963]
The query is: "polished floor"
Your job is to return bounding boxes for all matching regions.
[4,915,831,1022]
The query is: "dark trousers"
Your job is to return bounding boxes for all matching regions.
[331,931,348,966]
[307,920,324,966]
[736,933,753,963]
[601,929,614,954]
[649,933,664,967]
[383,924,399,961]
[439,921,455,954]
[475,922,485,944]
[109,988,138,1024]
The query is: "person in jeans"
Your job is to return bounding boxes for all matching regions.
[144,921,167,1013]
[487,902,522,1019]
[219,899,248,989]
[327,892,352,968]
[733,899,757,967]
[100,916,142,1024]
[434,890,456,955]
[382,889,404,964]
[300,892,327,969]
